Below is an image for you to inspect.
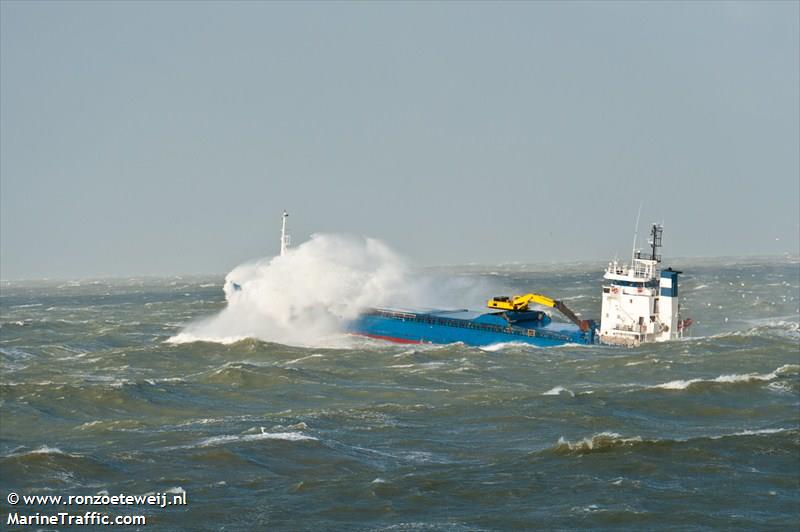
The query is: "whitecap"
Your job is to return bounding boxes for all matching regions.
[75,420,104,430]
[555,432,642,453]
[650,364,799,390]
[542,386,575,397]
[625,358,658,367]
[284,354,324,365]
[480,341,542,352]
[728,427,793,437]
[194,431,316,448]
[6,446,79,458]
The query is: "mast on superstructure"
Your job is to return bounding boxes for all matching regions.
[280,210,290,256]
[648,224,662,262]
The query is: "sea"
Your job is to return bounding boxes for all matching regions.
[1,255,798,530]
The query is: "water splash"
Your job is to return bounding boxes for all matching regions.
[168,233,504,347]
[168,234,413,346]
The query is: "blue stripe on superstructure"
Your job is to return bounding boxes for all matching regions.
[660,269,679,297]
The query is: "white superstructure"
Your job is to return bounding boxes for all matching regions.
[599,224,685,347]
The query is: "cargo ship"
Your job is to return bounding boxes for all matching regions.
[261,213,689,348]
[351,307,595,347]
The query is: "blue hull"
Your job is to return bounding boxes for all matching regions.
[348,308,596,347]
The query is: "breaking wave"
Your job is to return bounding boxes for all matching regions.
[168,233,502,347]
[551,427,797,455]
[195,431,317,447]
[168,234,412,346]
[543,385,575,397]
[554,432,643,453]
[650,364,799,391]
[4,446,77,458]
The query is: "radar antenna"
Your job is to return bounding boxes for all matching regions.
[647,224,663,262]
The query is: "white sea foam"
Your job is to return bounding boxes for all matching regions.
[767,381,793,393]
[625,359,659,367]
[651,364,799,390]
[284,354,324,365]
[555,432,643,453]
[553,427,795,455]
[76,420,104,430]
[480,341,542,352]
[137,486,186,499]
[195,431,316,447]
[6,445,78,458]
[542,386,575,397]
[398,361,448,372]
[728,427,792,437]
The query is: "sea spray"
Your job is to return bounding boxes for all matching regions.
[168,233,506,346]
[168,234,412,345]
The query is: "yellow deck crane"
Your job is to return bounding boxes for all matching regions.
[487,293,591,331]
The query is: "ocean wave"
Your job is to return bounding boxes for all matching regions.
[2,380,60,387]
[729,428,793,437]
[137,486,186,499]
[4,446,80,458]
[1,320,30,327]
[551,428,797,455]
[650,364,799,390]
[542,386,575,397]
[284,354,325,365]
[195,431,316,447]
[702,321,800,341]
[166,331,250,345]
[388,361,447,372]
[160,428,318,452]
[554,432,643,453]
[479,340,587,352]
[767,381,795,393]
[624,358,659,367]
[74,419,149,432]
[480,341,542,352]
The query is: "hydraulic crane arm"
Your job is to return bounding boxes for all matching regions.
[487,293,555,311]
[487,293,591,331]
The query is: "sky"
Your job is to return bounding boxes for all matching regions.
[1,1,798,280]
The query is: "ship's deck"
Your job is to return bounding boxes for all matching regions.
[368,307,583,336]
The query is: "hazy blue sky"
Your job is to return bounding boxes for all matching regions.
[1,1,798,279]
